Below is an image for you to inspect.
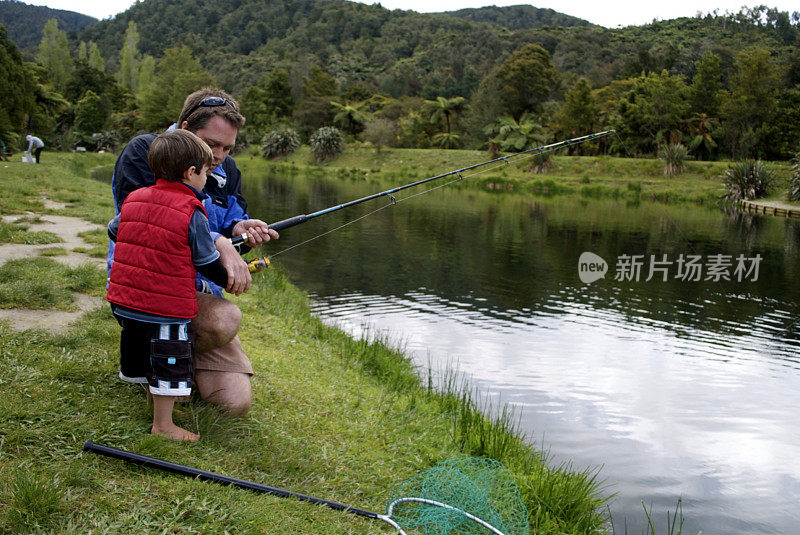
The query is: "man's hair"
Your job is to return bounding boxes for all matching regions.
[148,129,214,182]
[177,87,245,132]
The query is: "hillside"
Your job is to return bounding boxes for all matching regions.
[73,0,794,96]
[443,4,595,31]
[2,0,795,99]
[0,0,96,51]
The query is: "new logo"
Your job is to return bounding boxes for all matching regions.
[578,252,607,284]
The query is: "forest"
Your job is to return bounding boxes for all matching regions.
[1,0,799,160]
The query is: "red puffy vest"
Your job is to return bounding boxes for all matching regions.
[107,180,207,318]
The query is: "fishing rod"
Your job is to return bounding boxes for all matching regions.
[270,130,613,232]
[234,130,615,266]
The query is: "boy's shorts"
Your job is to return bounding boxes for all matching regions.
[116,316,194,396]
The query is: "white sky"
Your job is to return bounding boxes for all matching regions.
[23,0,800,28]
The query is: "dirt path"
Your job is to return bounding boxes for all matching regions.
[0,204,106,333]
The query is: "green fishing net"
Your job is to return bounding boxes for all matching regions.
[384,457,530,535]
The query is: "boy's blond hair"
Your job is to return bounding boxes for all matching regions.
[148,129,214,182]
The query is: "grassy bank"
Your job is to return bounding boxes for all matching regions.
[241,144,794,206]
[0,154,608,532]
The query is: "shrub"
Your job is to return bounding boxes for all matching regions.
[361,117,398,152]
[309,126,344,163]
[261,128,301,160]
[723,160,774,202]
[789,153,800,201]
[658,143,688,176]
[525,151,552,174]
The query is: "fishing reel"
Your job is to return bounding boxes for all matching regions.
[228,235,270,273]
[247,257,270,273]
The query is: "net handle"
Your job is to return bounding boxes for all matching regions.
[380,497,506,535]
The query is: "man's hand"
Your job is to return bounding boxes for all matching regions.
[232,219,279,248]
[215,236,251,296]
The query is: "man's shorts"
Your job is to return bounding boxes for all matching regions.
[190,292,253,375]
[193,335,254,375]
[116,317,194,396]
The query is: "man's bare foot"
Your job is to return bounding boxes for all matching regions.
[151,423,199,441]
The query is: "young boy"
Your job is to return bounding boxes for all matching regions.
[107,129,231,441]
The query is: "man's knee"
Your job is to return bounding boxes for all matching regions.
[192,294,242,352]
[194,370,252,415]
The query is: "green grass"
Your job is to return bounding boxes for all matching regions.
[0,257,106,309]
[0,153,117,224]
[74,228,109,258]
[0,219,63,245]
[39,247,69,257]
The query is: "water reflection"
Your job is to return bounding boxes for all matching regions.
[241,165,800,534]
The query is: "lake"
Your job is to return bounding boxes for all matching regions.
[242,165,800,535]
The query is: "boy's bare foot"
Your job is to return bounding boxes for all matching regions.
[144,386,188,415]
[151,423,199,441]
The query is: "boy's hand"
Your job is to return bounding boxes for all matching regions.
[215,237,251,295]
[232,219,279,248]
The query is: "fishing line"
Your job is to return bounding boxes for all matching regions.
[268,202,395,259]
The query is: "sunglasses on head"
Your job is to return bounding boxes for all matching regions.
[185,96,238,118]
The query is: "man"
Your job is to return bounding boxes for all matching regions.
[26,135,44,163]
[109,87,278,414]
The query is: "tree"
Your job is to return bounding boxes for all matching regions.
[36,19,72,92]
[139,46,212,131]
[25,63,70,144]
[722,48,780,158]
[553,78,597,151]
[119,21,141,92]
[65,61,134,122]
[264,69,294,119]
[0,24,36,145]
[74,90,108,136]
[687,113,720,160]
[331,100,370,136]
[423,96,465,136]
[481,44,558,119]
[483,113,547,152]
[689,52,724,117]
[397,111,437,148]
[88,41,105,73]
[302,66,337,97]
[618,71,690,154]
[240,85,271,140]
[341,83,373,103]
[361,117,398,151]
[242,70,295,139]
[760,88,800,160]
[292,96,335,139]
[137,55,156,99]
[65,62,108,102]
[432,132,461,149]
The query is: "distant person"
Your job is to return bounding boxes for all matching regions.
[0,138,10,161]
[107,129,233,441]
[109,87,278,415]
[25,135,44,163]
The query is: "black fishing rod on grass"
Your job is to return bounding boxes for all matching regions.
[235,130,616,268]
